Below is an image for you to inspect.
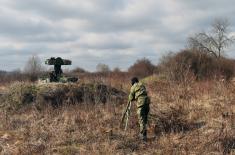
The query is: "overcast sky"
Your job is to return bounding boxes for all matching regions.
[0,0,235,71]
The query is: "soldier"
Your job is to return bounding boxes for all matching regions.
[128,77,150,141]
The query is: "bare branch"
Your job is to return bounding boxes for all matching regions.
[188,18,234,58]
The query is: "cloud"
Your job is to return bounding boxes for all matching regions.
[0,0,234,71]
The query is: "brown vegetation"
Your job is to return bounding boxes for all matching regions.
[0,75,235,154]
[0,48,235,154]
[128,58,156,78]
[159,49,235,82]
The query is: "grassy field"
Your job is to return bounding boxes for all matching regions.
[0,75,234,155]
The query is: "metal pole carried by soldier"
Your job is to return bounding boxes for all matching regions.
[128,77,150,141]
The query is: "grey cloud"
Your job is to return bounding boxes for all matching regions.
[23,33,78,43]
[76,33,132,50]
[7,0,124,20]
[78,42,131,50]
[0,12,52,36]
[7,0,163,33]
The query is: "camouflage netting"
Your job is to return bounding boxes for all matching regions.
[1,82,127,110]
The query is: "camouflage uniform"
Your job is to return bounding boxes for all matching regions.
[128,82,150,139]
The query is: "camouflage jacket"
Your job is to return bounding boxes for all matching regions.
[128,82,149,107]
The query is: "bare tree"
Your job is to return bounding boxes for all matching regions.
[96,63,110,73]
[188,18,234,58]
[24,55,43,80]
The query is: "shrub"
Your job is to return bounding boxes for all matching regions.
[4,82,37,110]
[128,58,155,78]
[0,70,28,84]
[3,82,127,110]
[216,58,235,80]
[71,67,87,74]
[37,83,126,107]
[159,49,235,81]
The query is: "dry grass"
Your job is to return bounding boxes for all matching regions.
[0,77,235,155]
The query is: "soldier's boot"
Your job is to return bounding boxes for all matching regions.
[139,130,147,142]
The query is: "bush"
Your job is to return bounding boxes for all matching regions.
[4,82,37,110]
[71,67,87,74]
[2,82,127,110]
[128,58,156,78]
[159,50,235,81]
[0,70,28,84]
[216,58,235,80]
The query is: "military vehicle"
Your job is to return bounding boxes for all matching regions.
[39,57,78,83]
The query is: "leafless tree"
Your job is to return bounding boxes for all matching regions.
[96,63,110,73]
[188,18,234,58]
[24,55,43,80]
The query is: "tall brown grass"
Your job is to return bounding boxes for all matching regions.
[0,78,234,154]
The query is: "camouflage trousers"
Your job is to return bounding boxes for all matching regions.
[137,101,150,136]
